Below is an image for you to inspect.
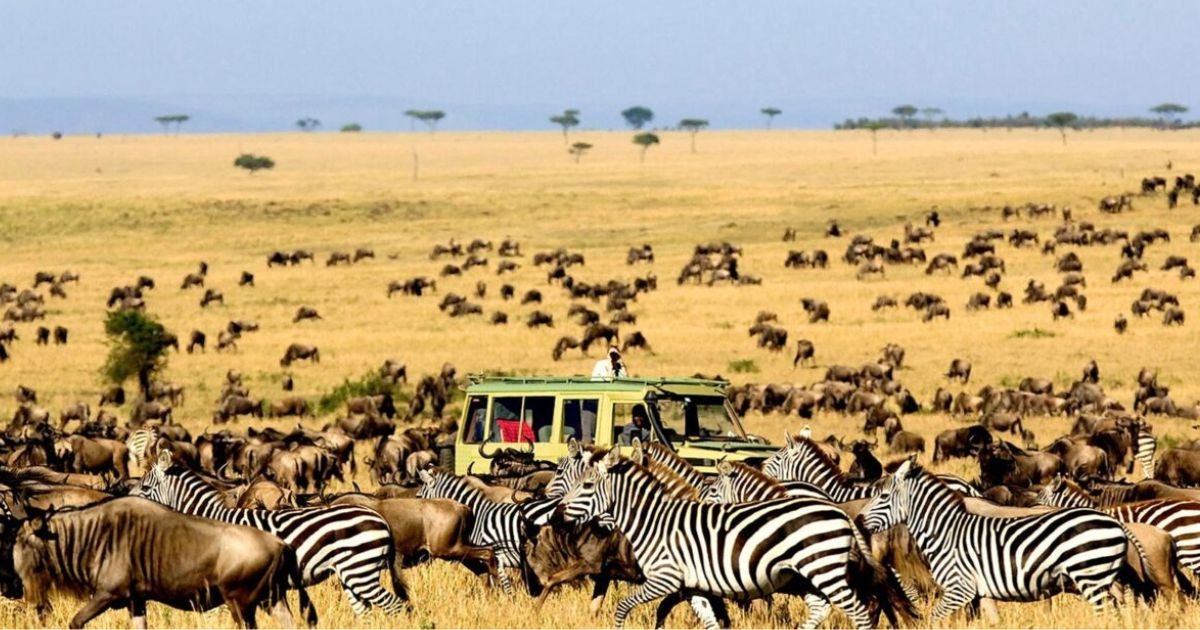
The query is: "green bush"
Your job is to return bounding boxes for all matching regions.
[340,123,363,132]
[317,371,401,416]
[233,153,275,174]
[727,359,759,374]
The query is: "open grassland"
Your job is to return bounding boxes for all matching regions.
[1,129,1200,627]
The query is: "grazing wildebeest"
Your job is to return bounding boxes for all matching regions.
[53,326,68,345]
[1164,307,1185,326]
[268,396,312,419]
[11,498,310,628]
[621,331,650,352]
[217,331,239,352]
[326,252,351,266]
[200,288,224,308]
[186,330,206,354]
[280,343,319,367]
[792,339,815,367]
[521,518,644,609]
[239,271,255,287]
[98,386,125,407]
[293,306,321,323]
[946,358,972,383]
[527,310,554,328]
[932,425,993,462]
[215,396,265,423]
[35,326,50,345]
[1114,313,1128,334]
[180,272,205,289]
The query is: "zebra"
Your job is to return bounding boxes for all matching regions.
[1127,418,1156,479]
[558,447,913,630]
[125,427,159,469]
[1039,475,1200,575]
[763,433,982,500]
[699,460,828,503]
[136,451,407,617]
[416,468,558,594]
[861,459,1128,620]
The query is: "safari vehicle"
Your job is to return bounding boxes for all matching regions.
[454,375,776,475]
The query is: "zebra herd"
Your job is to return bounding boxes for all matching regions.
[14,427,1188,629]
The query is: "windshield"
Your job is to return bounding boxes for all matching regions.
[648,395,747,442]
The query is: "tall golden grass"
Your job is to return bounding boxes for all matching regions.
[0,129,1198,627]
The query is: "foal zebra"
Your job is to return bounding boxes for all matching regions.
[1039,476,1200,573]
[559,447,897,630]
[862,459,1128,620]
[137,452,407,617]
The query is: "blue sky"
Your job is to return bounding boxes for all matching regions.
[1,1,1195,131]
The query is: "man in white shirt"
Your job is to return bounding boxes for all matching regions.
[591,347,627,380]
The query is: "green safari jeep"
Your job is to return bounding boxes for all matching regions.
[453,375,776,475]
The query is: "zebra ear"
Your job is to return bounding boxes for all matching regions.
[417,469,435,485]
[155,450,172,470]
[604,445,621,467]
[783,430,795,448]
[630,438,644,464]
[894,458,913,478]
[567,437,580,458]
[715,460,733,476]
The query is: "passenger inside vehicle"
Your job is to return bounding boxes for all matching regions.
[619,404,651,445]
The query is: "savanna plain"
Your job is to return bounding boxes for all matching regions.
[1,128,1199,628]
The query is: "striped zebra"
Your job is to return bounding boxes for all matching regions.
[416,468,558,594]
[1039,475,1200,574]
[559,447,902,630]
[704,460,835,503]
[125,427,159,470]
[862,459,1129,619]
[763,433,982,500]
[1128,418,1156,479]
[137,451,407,617]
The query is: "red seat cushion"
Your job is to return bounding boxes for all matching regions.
[496,418,534,443]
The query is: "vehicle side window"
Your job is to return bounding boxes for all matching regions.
[490,396,527,443]
[561,399,599,445]
[525,396,556,442]
[461,395,489,444]
[612,402,650,445]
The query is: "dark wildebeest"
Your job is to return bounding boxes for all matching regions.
[521,518,644,610]
[98,386,125,408]
[280,344,319,367]
[293,307,321,323]
[53,326,68,345]
[945,358,972,383]
[200,288,224,308]
[491,312,508,325]
[268,397,312,419]
[35,326,50,345]
[187,330,206,354]
[932,425,993,462]
[215,396,264,423]
[1155,449,1200,487]
[239,271,255,287]
[11,498,311,628]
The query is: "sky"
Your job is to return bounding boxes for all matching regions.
[0,0,1196,132]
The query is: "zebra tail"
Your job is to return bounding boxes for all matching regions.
[848,519,920,628]
[1119,523,1159,603]
[387,538,412,605]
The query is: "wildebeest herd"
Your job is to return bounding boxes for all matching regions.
[2,171,1200,629]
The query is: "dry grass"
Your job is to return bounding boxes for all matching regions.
[0,129,1198,627]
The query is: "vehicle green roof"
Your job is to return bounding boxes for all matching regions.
[463,374,728,395]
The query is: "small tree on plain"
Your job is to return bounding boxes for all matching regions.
[679,118,709,153]
[1045,112,1079,145]
[865,121,884,156]
[405,109,446,133]
[569,141,592,163]
[340,123,363,132]
[892,105,918,128]
[1150,103,1188,129]
[621,106,654,130]
[233,153,275,174]
[761,107,782,130]
[632,132,660,162]
[295,117,321,132]
[921,107,943,128]
[154,116,173,135]
[550,109,581,142]
[102,309,172,400]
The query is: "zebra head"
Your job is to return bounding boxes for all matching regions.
[416,468,455,499]
[760,431,798,478]
[1036,475,1091,508]
[136,450,178,505]
[861,459,916,533]
[700,460,737,503]
[559,447,620,523]
[544,438,585,499]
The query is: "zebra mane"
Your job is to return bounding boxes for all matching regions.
[1056,477,1095,504]
[794,437,853,482]
[727,461,784,491]
[607,458,695,501]
[904,463,965,507]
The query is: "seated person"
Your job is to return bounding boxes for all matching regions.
[619,404,652,445]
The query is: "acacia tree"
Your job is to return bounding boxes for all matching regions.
[621,106,654,130]
[233,153,275,174]
[892,105,918,128]
[761,107,782,130]
[569,141,592,163]
[405,109,446,133]
[153,114,189,135]
[295,117,321,132]
[921,107,944,128]
[102,309,173,400]
[1150,103,1188,129]
[865,120,884,156]
[1045,111,1078,145]
[679,118,709,153]
[550,109,580,142]
[632,132,659,162]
